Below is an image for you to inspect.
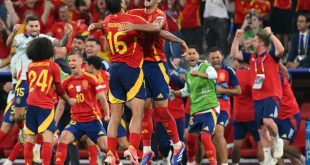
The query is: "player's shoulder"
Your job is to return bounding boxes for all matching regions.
[128,8,144,15]
[62,75,73,84]
[127,14,148,23]
[155,8,165,15]
[14,33,26,40]
[84,72,99,82]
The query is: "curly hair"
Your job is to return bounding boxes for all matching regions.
[26,37,55,61]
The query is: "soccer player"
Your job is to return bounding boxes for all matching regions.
[88,0,162,164]
[231,27,285,164]
[23,37,75,165]
[55,51,110,165]
[208,47,241,165]
[85,55,129,164]
[5,15,72,124]
[124,1,187,164]
[232,60,264,165]
[172,45,218,165]
[276,64,304,165]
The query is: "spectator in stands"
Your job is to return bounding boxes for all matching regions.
[233,0,252,29]
[0,17,10,64]
[287,13,310,68]
[269,0,292,52]
[89,0,110,23]
[203,0,229,55]
[241,11,264,52]
[163,0,183,59]
[179,0,202,53]
[71,34,86,52]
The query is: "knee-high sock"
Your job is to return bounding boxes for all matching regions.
[155,107,179,144]
[201,133,217,165]
[88,145,98,165]
[186,134,198,162]
[55,143,68,165]
[24,142,34,165]
[141,109,153,147]
[8,142,23,161]
[41,142,53,165]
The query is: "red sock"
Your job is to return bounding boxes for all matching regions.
[8,142,23,161]
[129,133,141,150]
[201,133,217,164]
[18,122,24,129]
[24,142,34,165]
[42,142,53,165]
[141,109,153,147]
[88,145,98,165]
[0,130,7,141]
[186,134,198,162]
[55,143,67,165]
[36,134,43,144]
[107,137,118,156]
[155,107,179,143]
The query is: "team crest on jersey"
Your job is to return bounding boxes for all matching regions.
[16,97,21,104]
[76,86,81,92]
[82,79,88,90]
[219,72,226,82]
[9,114,14,122]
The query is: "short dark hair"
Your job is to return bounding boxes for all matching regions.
[298,12,310,23]
[86,56,103,70]
[256,32,270,48]
[73,35,86,42]
[208,47,223,55]
[27,37,55,61]
[86,38,101,46]
[188,45,199,51]
[26,15,39,24]
[105,0,122,14]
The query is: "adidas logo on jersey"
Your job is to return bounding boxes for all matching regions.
[203,126,209,131]
[68,84,74,89]
[98,131,105,135]
[281,134,287,138]
[141,129,149,134]
[157,93,163,99]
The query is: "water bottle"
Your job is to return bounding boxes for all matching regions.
[306,120,310,164]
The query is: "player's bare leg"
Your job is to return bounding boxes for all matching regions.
[55,130,76,165]
[212,125,228,164]
[263,118,283,159]
[0,122,13,140]
[117,137,129,150]
[282,139,304,165]
[14,107,25,124]
[124,98,145,164]
[258,126,277,165]
[106,103,124,164]
[232,139,244,164]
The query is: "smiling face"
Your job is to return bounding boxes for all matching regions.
[26,20,40,37]
[209,51,223,70]
[185,48,199,67]
[68,53,83,76]
[85,41,100,57]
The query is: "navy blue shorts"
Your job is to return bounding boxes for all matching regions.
[233,120,260,141]
[25,105,56,135]
[276,113,301,142]
[254,97,280,126]
[189,109,218,135]
[108,62,145,103]
[143,62,169,101]
[217,110,229,127]
[2,99,15,124]
[102,119,127,138]
[14,80,29,107]
[65,120,106,143]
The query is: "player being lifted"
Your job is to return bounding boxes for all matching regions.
[55,51,110,165]
[24,37,75,165]
[122,0,187,164]
[88,0,163,164]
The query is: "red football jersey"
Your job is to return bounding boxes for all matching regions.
[244,50,282,101]
[96,70,110,118]
[234,0,252,25]
[180,0,201,28]
[128,8,168,62]
[26,60,61,109]
[102,13,147,68]
[233,68,255,122]
[278,75,299,120]
[62,72,104,122]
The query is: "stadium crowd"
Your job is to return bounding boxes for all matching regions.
[0,0,309,165]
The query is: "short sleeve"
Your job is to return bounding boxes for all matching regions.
[268,49,280,63]
[52,62,62,83]
[242,51,251,64]
[227,67,240,87]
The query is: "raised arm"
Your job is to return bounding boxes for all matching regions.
[230,29,244,60]
[53,23,73,47]
[6,24,20,47]
[41,0,54,25]
[4,0,20,25]
[264,27,284,57]
[160,30,188,53]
